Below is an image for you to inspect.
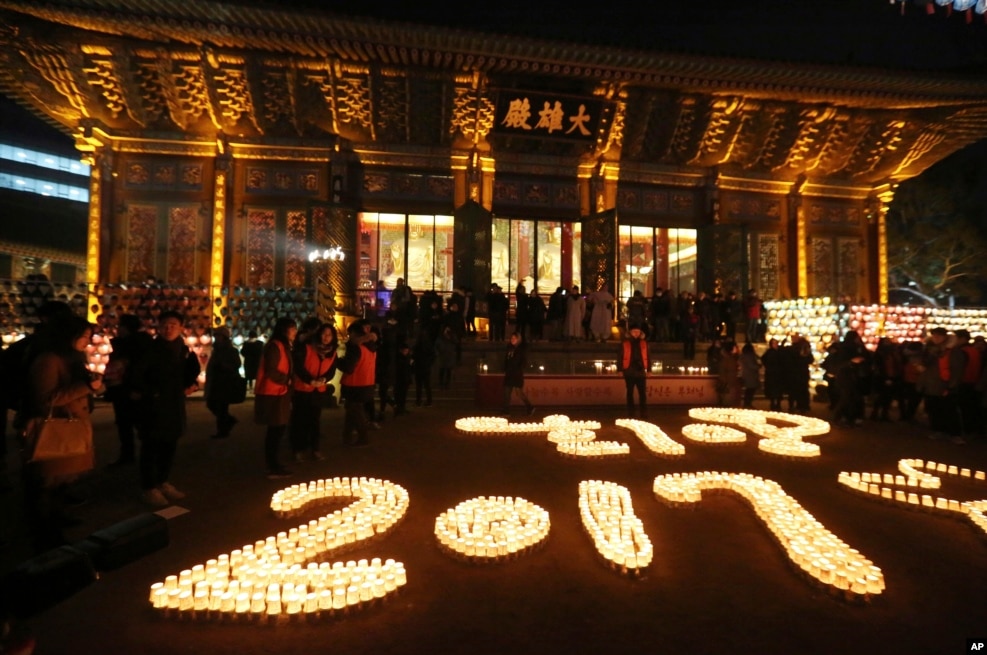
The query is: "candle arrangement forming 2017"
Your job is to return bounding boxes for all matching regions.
[150,410,902,623]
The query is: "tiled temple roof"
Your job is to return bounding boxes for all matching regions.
[4,0,986,107]
[1,0,986,184]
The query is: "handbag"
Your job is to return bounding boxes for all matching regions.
[27,407,93,463]
[229,375,248,404]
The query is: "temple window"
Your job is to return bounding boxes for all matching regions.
[617,226,696,303]
[357,212,454,307]
[491,217,581,297]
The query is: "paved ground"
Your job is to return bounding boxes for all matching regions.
[2,388,986,655]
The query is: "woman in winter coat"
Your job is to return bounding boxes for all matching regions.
[204,327,242,439]
[717,341,740,407]
[254,317,297,478]
[25,315,102,549]
[289,322,337,461]
[413,331,436,406]
[739,342,762,408]
[760,338,784,411]
[434,326,458,389]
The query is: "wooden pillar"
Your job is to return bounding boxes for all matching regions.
[788,175,808,298]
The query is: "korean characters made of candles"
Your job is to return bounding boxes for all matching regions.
[578,480,653,577]
[434,496,550,562]
[455,414,600,436]
[149,476,409,623]
[838,459,987,537]
[687,408,830,459]
[653,471,885,603]
[615,419,686,458]
[547,424,631,459]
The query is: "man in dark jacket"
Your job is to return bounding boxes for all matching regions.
[502,331,534,416]
[104,313,153,463]
[487,284,509,342]
[132,311,200,507]
[546,287,566,341]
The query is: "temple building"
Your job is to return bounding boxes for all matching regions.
[1,1,987,331]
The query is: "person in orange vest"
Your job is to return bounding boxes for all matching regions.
[339,319,378,447]
[254,317,297,478]
[289,321,338,462]
[955,329,982,440]
[619,323,649,417]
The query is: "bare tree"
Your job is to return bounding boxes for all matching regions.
[886,157,987,306]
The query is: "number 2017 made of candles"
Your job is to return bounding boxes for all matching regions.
[149,411,987,622]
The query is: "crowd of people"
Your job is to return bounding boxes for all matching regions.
[484,284,770,351]
[817,327,987,444]
[0,303,205,551]
[4,283,987,554]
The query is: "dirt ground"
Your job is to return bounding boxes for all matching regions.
[3,396,986,655]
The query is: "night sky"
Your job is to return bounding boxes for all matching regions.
[287,0,987,72]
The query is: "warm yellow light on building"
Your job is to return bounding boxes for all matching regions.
[86,165,102,323]
[211,170,227,327]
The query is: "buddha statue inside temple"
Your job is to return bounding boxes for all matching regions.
[384,238,438,291]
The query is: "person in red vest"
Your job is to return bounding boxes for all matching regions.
[619,323,649,418]
[920,327,966,443]
[339,319,378,447]
[955,329,982,440]
[290,321,338,462]
[254,317,297,478]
